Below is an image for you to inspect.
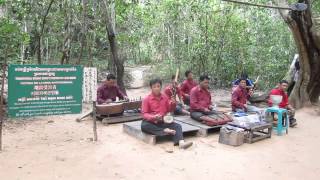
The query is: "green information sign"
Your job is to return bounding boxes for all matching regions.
[8,65,83,117]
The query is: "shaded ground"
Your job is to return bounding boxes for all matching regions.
[0,88,319,180]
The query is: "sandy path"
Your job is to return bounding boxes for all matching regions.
[0,88,319,180]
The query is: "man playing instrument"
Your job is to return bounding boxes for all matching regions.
[97,74,128,105]
[180,70,198,105]
[231,77,260,113]
[190,75,232,126]
[141,78,193,149]
[163,75,190,115]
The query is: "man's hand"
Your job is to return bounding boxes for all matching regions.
[204,108,211,112]
[243,104,248,109]
[248,89,254,96]
[154,114,163,121]
[164,128,176,135]
[171,96,176,104]
[105,99,113,103]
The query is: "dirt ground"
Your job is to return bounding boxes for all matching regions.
[1,88,320,180]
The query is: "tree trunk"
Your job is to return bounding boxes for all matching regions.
[0,46,8,151]
[61,5,72,65]
[275,0,320,108]
[37,0,55,65]
[284,54,299,96]
[77,0,88,65]
[104,1,126,94]
[36,32,42,64]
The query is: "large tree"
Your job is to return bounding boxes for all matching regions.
[274,0,320,108]
[103,0,126,94]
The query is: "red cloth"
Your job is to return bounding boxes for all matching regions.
[97,84,126,104]
[268,88,289,108]
[163,84,182,99]
[190,85,212,112]
[141,93,176,123]
[231,86,250,111]
[180,79,197,99]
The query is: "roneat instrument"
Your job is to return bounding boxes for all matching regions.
[96,97,142,115]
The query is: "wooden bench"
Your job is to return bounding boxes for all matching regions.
[123,120,200,145]
[100,112,142,125]
[174,116,222,137]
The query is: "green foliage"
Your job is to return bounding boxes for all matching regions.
[121,0,296,89]
[0,17,28,63]
[2,0,318,90]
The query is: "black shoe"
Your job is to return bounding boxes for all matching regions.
[290,123,297,127]
[289,118,298,127]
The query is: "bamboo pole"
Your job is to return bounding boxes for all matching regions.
[93,101,98,141]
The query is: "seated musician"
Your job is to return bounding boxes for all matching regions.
[190,75,232,126]
[232,77,260,113]
[232,73,254,92]
[141,78,193,149]
[163,75,190,115]
[268,80,297,127]
[180,70,198,105]
[97,73,128,105]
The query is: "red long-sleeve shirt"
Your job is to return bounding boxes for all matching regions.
[231,86,250,111]
[163,84,182,99]
[190,86,212,112]
[96,84,126,104]
[141,93,176,123]
[180,79,197,99]
[268,88,289,108]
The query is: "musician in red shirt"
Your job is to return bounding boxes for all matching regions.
[231,77,260,113]
[180,70,197,105]
[141,78,193,149]
[268,80,297,127]
[97,74,128,104]
[163,75,190,115]
[190,75,232,126]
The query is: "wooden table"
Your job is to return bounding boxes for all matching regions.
[228,120,272,144]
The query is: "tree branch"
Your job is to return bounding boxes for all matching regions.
[222,0,292,10]
[40,0,55,35]
[273,0,291,24]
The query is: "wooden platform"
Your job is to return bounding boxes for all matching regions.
[174,116,222,137]
[123,120,200,145]
[99,112,142,125]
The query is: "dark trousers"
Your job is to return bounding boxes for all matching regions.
[174,103,184,115]
[183,96,190,105]
[141,120,183,145]
[191,110,216,121]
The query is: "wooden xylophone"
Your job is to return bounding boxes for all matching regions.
[95,98,142,116]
